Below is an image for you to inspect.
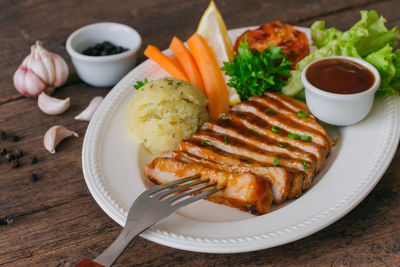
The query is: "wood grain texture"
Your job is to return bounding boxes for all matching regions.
[0,0,399,266]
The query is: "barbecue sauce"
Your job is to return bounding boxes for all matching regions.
[306,58,375,94]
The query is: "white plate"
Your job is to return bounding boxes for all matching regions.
[82,27,400,253]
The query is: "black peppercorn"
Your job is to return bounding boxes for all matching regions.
[10,134,19,142]
[91,49,101,56]
[30,173,38,182]
[105,46,114,54]
[5,153,15,162]
[82,47,93,56]
[30,156,38,164]
[0,216,13,225]
[0,131,7,139]
[94,43,104,51]
[10,160,19,169]
[81,41,128,56]
[14,149,23,158]
[0,147,6,156]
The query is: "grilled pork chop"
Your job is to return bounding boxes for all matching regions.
[145,92,330,215]
[145,158,273,215]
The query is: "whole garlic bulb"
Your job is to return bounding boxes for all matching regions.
[13,41,69,97]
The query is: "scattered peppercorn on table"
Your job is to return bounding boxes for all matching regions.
[1,0,400,266]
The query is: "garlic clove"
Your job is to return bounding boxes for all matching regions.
[38,92,70,115]
[53,53,69,87]
[13,67,29,95]
[30,44,50,84]
[75,96,104,121]
[43,125,78,154]
[25,69,46,95]
[13,66,46,97]
[14,41,69,98]
[38,42,56,85]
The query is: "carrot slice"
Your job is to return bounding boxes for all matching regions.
[169,37,205,92]
[187,33,229,120]
[144,45,189,82]
[168,54,181,67]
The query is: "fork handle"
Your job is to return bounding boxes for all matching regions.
[90,222,149,267]
[75,258,104,267]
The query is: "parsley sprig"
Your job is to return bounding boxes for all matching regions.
[222,38,291,101]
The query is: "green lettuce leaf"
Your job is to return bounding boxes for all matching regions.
[365,45,395,87]
[390,50,400,91]
[311,21,342,48]
[366,46,400,95]
[282,70,302,96]
[352,10,399,56]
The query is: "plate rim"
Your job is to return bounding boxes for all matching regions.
[82,26,400,253]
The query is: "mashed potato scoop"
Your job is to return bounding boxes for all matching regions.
[125,77,209,156]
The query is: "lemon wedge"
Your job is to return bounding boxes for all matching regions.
[197,1,240,105]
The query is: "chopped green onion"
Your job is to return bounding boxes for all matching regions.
[248,128,261,135]
[288,133,300,139]
[302,161,308,170]
[271,126,282,133]
[265,108,277,115]
[273,157,279,166]
[277,142,290,148]
[213,148,222,153]
[296,111,309,118]
[245,203,252,208]
[224,136,229,144]
[300,135,312,142]
[219,114,232,122]
[200,139,213,146]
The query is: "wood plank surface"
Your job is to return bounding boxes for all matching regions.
[0,0,399,266]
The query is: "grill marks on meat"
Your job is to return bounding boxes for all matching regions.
[250,96,328,137]
[191,132,314,183]
[232,101,330,148]
[145,93,330,215]
[264,92,309,114]
[201,121,316,166]
[228,112,325,170]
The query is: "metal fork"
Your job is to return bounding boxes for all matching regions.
[76,175,224,267]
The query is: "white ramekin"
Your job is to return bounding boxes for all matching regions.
[302,56,381,126]
[66,22,142,87]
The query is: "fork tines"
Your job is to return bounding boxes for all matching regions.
[147,174,225,208]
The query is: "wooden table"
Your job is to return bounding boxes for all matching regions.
[1,0,399,266]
